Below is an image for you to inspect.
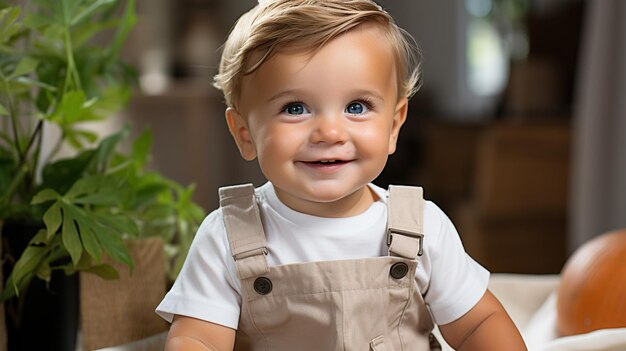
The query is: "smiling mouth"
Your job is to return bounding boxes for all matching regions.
[302,159,351,165]
[296,159,353,173]
[312,159,345,164]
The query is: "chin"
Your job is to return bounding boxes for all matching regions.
[302,184,365,203]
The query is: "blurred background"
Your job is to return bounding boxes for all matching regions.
[120,0,626,275]
[3,1,625,350]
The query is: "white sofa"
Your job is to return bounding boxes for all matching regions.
[434,274,626,351]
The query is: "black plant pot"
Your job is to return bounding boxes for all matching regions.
[1,220,79,351]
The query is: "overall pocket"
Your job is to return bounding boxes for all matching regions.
[369,335,388,351]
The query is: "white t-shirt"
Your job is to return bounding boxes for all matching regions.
[156,182,489,328]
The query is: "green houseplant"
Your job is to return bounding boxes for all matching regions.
[0,0,204,341]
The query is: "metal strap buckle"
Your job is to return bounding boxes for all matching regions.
[233,246,268,261]
[386,228,424,256]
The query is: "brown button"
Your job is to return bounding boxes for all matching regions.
[253,277,272,295]
[390,262,409,279]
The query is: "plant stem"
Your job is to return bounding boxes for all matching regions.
[23,120,43,158]
[24,120,44,193]
[62,1,82,93]
[0,163,29,215]
[0,72,25,163]
[0,121,43,215]
[31,121,44,187]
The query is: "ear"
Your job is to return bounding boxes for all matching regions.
[388,97,408,155]
[225,107,257,160]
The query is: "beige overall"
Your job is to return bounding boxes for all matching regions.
[219,184,442,351]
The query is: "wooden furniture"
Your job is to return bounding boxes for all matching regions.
[456,120,571,273]
[125,80,265,211]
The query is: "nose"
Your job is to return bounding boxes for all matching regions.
[310,113,349,144]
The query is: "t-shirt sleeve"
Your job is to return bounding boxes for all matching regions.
[422,203,490,325]
[155,209,242,329]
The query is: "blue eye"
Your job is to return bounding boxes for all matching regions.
[345,102,369,114]
[283,103,309,115]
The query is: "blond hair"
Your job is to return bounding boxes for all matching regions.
[213,0,422,108]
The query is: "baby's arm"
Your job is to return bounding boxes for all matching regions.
[438,289,527,350]
[165,315,235,351]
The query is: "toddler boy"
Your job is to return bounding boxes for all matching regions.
[157,1,527,350]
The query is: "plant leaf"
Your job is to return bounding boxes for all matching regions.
[43,201,62,239]
[64,174,101,199]
[13,76,57,92]
[22,6,54,29]
[92,211,138,237]
[64,130,85,150]
[59,90,86,124]
[0,78,33,95]
[131,128,152,168]
[83,263,119,280]
[60,0,82,25]
[71,0,116,26]
[62,203,128,263]
[35,262,51,282]
[90,85,131,116]
[95,127,127,168]
[95,226,133,269]
[61,203,83,265]
[0,103,8,115]
[107,0,136,60]
[8,56,38,80]
[129,181,170,210]
[72,18,117,48]
[72,191,119,206]
[62,128,101,150]
[67,174,125,206]
[78,224,102,261]
[4,245,46,299]
[41,150,95,195]
[0,7,22,46]
[31,229,49,244]
[31,188,60,204]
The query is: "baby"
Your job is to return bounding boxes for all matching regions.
[157,0,527,350]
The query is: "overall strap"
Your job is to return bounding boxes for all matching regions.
[219,184,270,280]
[386,185,425,259]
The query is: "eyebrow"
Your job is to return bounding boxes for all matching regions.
[267,89,386,103]
[267,89,307,103]
[351,89,385,103]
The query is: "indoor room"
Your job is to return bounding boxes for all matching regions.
[0,0,624,350]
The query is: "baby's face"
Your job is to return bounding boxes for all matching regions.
[227,25,407,217]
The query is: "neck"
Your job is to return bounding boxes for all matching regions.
[274,185,378,218]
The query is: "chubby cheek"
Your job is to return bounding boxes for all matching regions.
[355,124,392,159]
[253,124,303,165]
